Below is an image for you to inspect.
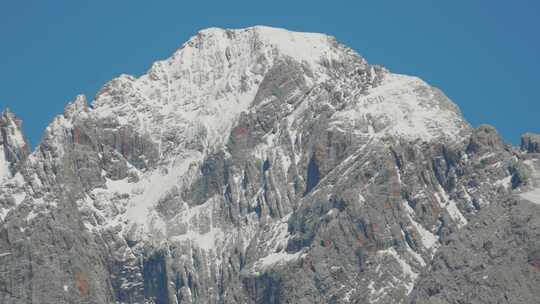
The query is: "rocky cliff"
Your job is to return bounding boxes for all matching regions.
[0,26,538,304]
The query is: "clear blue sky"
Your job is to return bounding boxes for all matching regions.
[1,1,538,145]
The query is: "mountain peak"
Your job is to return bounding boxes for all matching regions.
[193,25,340,65]
[74,26,468,166]
[64,94,90,119]
[2,26,531,304]
[88,26,373,159]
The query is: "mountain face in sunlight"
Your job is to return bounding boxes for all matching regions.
[0,26,539,304]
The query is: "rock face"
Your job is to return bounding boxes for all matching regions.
[521,133,540,153]
[410,196,540,304]
[0,110,30,178]
[0,26,538,304]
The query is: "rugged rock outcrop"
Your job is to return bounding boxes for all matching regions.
[521,133,540,153]
[0,110,30,177]
[410,196,540,304]
[0,26,538,304]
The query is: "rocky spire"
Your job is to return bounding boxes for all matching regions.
[521,132,540,153]
[0,109,30,178]
[64,94,89,119]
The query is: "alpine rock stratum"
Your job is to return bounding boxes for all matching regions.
[1,26,539,304]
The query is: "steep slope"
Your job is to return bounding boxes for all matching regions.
[0,110,29,180]
[0,110,30,219]
[0,26,536,304]
[410,134,540,304]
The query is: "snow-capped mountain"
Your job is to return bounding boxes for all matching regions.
[0,26,539,304]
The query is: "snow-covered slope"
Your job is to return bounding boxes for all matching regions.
[330,73,468,141]
[91,27,467,154]
[91,26,347,155]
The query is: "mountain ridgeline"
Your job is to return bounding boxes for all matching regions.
[0,26,539,304]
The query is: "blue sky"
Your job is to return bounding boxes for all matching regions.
[1,1,538,145]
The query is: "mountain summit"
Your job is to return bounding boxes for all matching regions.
[0,26,539,304]
[92,26,468,150]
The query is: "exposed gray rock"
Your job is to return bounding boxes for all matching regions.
[409,195,540,304]
[466,124,504,154]
[521,133,540,153]
[0,110,30,175]
[0,26,537,304]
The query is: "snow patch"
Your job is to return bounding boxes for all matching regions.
[0,146,13,181]
[255,251,304,269]
[494,175,512,190]
[248,26,339,66]
[378,248,418,295]
[172,228,225,252]
[332,73,467,141]
[436,187,467,228]
[403,201,439,252]
[520,159,540,204]
[123,152,202,235]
